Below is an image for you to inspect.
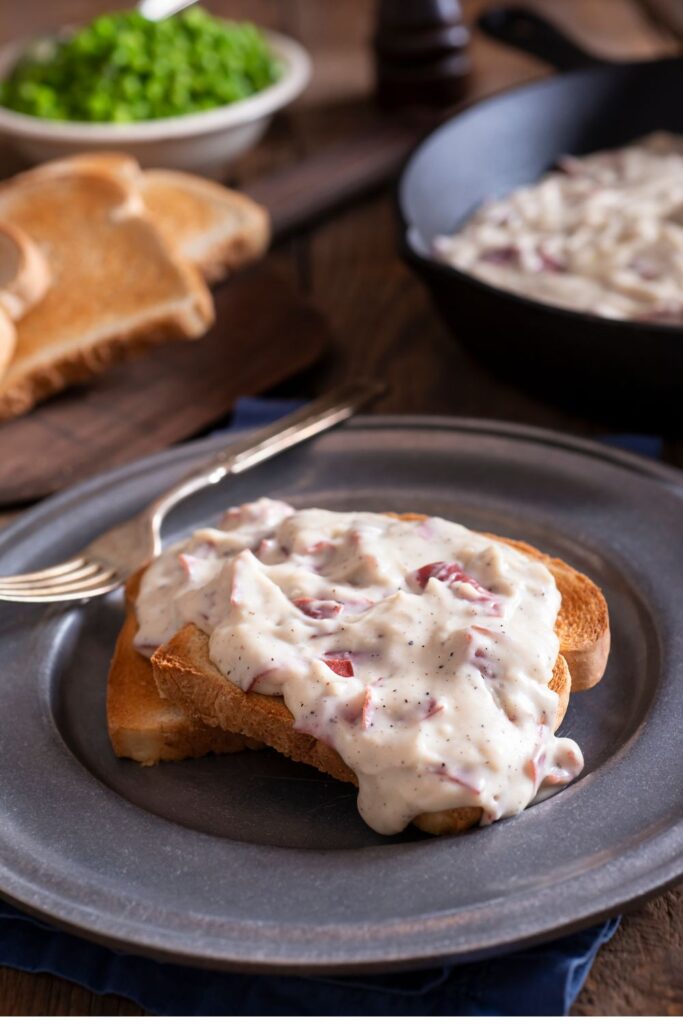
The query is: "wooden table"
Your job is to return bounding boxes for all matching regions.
[1,0,681,1014]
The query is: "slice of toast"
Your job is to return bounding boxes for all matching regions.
[107,570,260,765]
[485,533,610,691]
[153,622,572,835]
[0,167,214,420]
[25,153,270,283]
[139,523,608,835]
[0,221,51,376]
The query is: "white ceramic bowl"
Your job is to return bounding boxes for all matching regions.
[0,29,311,179]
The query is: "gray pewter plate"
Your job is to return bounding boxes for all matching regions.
[0,416,681,973]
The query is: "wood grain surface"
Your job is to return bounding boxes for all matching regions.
[0,0,681,1015]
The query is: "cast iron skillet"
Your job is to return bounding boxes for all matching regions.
[398,7,683,426]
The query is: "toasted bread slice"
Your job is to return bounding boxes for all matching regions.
[144,523,608,835]
[0,220,51,376]
[486,534,610,691]
[107,570,259,765]
[392,515,610,692]
[0,167,213,420]
[27,153,270,283]
[152,622,571,835]
[140,169,270,283]
[0,221,51,324]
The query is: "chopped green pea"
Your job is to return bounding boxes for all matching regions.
[0,7,281,122]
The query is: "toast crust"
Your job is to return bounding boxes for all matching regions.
[26,154,270,282]
[144,518,605,835]
[20,152,141,186]
[140,169,271,282]
[0,221,51,323]
[107,570,258,765]
[0,307,16,378]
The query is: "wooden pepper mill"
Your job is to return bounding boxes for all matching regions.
[373,0,470,109]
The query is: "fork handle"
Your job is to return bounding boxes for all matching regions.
[149,380,385,538]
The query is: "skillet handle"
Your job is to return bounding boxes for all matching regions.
[478,7,603,72]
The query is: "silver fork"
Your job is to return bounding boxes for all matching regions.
[137,0,198,21]
[0,380,383,603]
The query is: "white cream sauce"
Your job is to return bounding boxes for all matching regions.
[135,498,583,834]
[434,132,683,322]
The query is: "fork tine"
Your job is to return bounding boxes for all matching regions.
[0,579,119,602]
[0,582,119,603]
[0,562,109,591]
[0,558,87,585]
[0,568,119,601]
[0,566,115,593]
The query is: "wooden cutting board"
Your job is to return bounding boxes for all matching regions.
[0,267,328,505]
[0,116,423,506]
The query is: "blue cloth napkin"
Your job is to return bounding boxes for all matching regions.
[0,397,636,1015]
[0,900,618,1016]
